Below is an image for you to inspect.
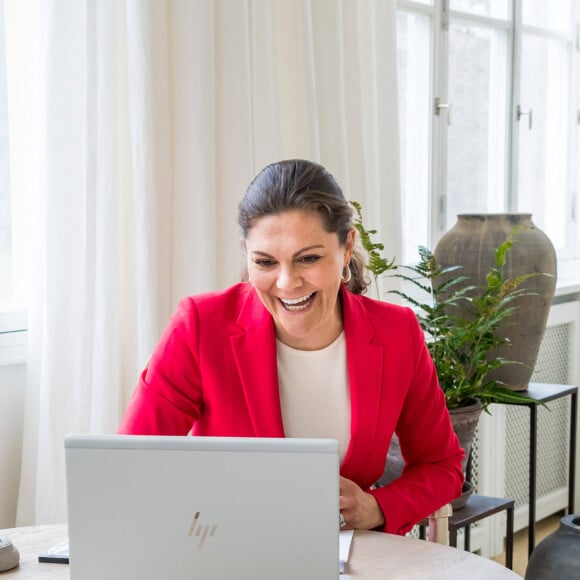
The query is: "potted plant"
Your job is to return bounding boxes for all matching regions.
[351,202,542,505]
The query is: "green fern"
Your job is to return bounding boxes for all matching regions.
[350,201,546,411]
[350,201,396,296]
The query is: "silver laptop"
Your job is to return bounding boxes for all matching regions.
[65,434,340,580]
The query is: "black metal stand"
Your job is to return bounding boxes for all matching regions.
[501,382,578,557]
[419,495,515,570]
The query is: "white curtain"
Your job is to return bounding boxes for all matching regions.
[14,0,401,525]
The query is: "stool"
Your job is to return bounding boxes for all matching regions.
[419,494,515,570]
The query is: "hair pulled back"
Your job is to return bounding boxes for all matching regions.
[238,159,368,294]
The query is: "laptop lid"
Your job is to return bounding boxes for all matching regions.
[65,434,339,580]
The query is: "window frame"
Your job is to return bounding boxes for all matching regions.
[441,5,514,237]
[397,0,580,270]
[510,6,579,260]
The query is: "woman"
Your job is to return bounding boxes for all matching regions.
[118,159,464,535]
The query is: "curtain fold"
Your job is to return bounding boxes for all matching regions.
[16,0,401,524]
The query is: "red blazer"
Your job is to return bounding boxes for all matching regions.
[119,283,463,535]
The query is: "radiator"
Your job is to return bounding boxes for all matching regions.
[504,321,573,530]
[409,299,580,547]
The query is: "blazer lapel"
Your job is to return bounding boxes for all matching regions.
[228,284,386,472]
[230,287,285,437]
[339,288,384,480]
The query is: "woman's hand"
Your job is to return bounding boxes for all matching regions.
[339,476,385,530]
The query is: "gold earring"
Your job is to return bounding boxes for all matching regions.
[341,265,352,283]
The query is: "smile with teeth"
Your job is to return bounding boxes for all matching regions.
[279,292,315,311]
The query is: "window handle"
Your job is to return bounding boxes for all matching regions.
[517,105,533,130]
[434,98,452,125]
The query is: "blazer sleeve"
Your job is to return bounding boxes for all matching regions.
[369,311,464,535]
[118,297,203,435]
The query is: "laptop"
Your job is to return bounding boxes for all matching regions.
[64,434,340,580]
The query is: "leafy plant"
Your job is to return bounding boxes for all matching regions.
[352,202,542,411]
[350,201,395,294]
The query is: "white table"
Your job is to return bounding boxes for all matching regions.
[1,524,522,579]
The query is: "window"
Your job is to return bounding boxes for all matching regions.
[397,7,433,256]
[446,16,509,219]
[397,0,580,266]
[515,1,575,255]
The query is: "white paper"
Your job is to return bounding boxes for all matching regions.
[339,529,354,574]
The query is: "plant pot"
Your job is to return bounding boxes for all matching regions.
[451,481,474,511]
[448,399,483,476]
[433,214,557,391]
[525,514,580,579]
[378,400,483,512]
[379,433,404,488]
[448,400,483,510]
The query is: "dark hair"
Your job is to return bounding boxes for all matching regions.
[239,159,368,294]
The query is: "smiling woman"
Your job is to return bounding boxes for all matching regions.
[245,210,352,351]
[119,159,464,537]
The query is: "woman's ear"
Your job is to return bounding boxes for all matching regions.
[344,228,356,261]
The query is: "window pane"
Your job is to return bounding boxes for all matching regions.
[445,23,508,226]
[517,35,569,252]
[397,10,432,263]
[522,0,571,32]
[0,2,12,306]
[450,0,508,20]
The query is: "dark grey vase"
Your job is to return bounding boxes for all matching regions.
[434,214,557,391]
[525,514,580,579]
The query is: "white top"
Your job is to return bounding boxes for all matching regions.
[276,332,351,463]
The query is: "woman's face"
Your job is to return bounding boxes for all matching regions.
[245,209,355,351]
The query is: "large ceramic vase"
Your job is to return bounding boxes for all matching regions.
[434,214,557,391]
[525,514,580,579]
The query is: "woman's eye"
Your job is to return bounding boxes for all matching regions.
[299,255,321,264]
[254,259,275,268]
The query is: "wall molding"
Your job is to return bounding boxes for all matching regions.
[0,330,27,366]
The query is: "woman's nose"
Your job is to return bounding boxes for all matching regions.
[276,265,302,290]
